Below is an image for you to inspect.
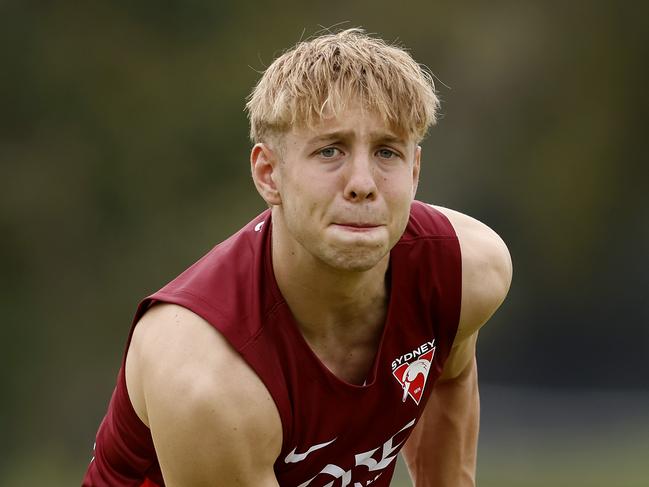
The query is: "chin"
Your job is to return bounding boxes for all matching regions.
[320,245,388,273]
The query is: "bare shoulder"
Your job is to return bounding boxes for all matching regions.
[432,205,513,338]
[126,303,282,486]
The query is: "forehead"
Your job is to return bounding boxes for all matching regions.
[285,106,413,147]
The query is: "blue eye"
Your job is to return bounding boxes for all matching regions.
[377,149,396,159]
[319,147,339,158]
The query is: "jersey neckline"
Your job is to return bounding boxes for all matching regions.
[261,211,399,392]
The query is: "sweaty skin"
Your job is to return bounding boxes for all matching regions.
[251,106,421,384]
[402,205,512,487]
[125,107,512,487]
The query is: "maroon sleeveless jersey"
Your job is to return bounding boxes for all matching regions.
[83,200,462,487]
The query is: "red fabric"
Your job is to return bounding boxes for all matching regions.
[82,201,462,486]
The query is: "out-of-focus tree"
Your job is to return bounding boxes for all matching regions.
[0,0,646,484]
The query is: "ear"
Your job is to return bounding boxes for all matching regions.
[251,143,282,206]
[412,145,421,197]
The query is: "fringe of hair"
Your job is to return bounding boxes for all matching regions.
[246,28,440,143]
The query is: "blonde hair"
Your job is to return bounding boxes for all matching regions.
[246,28,440,144]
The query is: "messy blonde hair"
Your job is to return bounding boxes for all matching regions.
[246,28,440,144]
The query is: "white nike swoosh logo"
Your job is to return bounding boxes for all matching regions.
[284,438,337,464]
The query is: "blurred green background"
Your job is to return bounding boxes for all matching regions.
[1,1,647,485]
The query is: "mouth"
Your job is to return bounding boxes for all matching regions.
[331,222,384,232]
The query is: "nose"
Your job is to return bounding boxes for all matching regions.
[343,153,377,202]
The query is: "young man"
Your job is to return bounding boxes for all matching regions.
[83,29,512,487]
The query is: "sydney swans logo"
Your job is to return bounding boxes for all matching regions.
[391,340,435,405]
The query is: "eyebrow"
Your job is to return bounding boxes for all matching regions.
[306,130,407,145]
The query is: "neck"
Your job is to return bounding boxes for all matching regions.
[270,214,389,338]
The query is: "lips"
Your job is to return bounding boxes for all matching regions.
[330,222,385,233]
[334,222,381,228]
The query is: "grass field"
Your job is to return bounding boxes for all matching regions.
[3,385,647,486]
[392,385,649,487]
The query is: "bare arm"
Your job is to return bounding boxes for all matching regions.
[402,353,479,486]
[126,304,282,486]
[402,206,512,486]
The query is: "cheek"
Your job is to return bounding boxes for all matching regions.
[282,176,323,220]
[292,173,333,203]
[382,173,415,201]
